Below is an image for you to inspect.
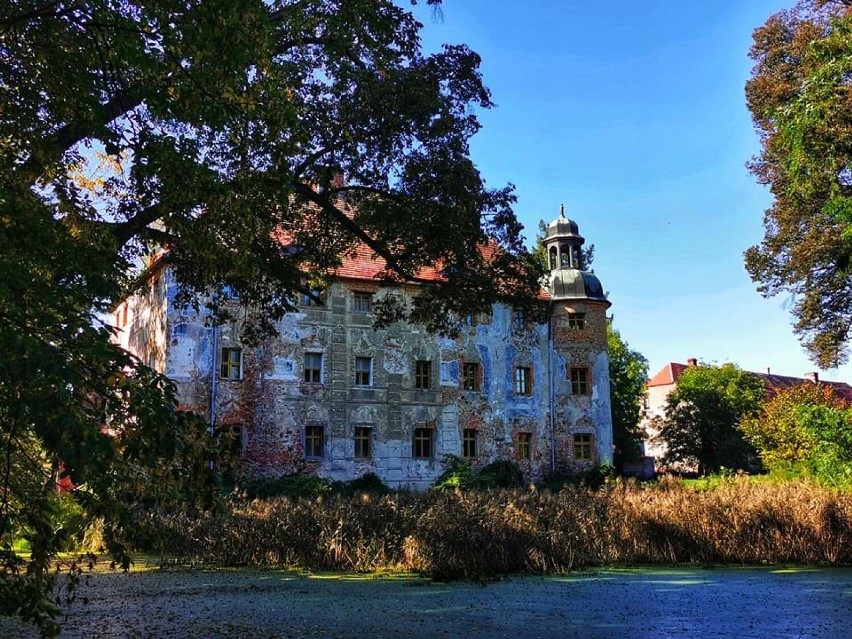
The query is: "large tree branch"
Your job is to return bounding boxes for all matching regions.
[292,182,433,285]
[20,87,143,182]
[112,201,170,247]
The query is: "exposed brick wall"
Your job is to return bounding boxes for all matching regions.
[123,271,613,489]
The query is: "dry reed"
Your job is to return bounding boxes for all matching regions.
[142,478,852,579]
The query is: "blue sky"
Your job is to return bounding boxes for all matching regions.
[415,0,852,382]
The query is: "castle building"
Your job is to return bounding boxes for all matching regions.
[114,210,613,489]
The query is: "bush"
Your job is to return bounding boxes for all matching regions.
[339,473,392,495]
[237,474,333,500]
[477,460,524,488]
[540,463,616,491]
[432,456,524,491]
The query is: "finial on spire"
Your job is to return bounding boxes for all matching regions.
[560,203,565,218]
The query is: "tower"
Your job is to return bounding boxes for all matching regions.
[544,206,613,468]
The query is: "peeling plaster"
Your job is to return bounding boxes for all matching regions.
[121,272,614,487]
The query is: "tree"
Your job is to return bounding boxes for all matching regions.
[740,383,852,487]
[0,193,218,635]
[656,364,764,475]
[1,0,544,634]
[607,321,649,464]
[745,0,852,367]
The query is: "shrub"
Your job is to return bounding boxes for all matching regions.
[340,473,392,495]
[432,456,524,491]
[741,384,852,488]
[237,474,333,500]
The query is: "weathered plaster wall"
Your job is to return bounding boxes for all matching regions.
[114,267,169,373]
[126,268,613,489]
[549,300,613,471]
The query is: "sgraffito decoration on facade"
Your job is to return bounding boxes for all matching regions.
[114,209,614,489]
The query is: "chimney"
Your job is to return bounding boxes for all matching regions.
[687,358,698,367]
[805,371,819,383]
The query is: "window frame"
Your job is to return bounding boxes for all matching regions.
[305,425,324,458]
[517,431,532,460]
[412,427,433,459]
[354,426,372,459]
[462,362,480,391]
[573,433,593,461]
[304,352,323,384]
[220,347,242,380]
[353,291,373,314]
[414,359,432,390]
[354,356,372,386]
[570,367,589,395]
[567,312,586,329]
[514,366,532,396]
[462,428,478,459]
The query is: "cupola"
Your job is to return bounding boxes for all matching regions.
[544,205,609,305]
[545,204,585,270]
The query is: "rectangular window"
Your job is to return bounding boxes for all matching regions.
[462,362,480,391]
[462,428,478,459]
[570,367,589,395]
[514,366,532,396]
[413,427,433,459]
[355,357,372,386]
[353,291,373,314]
[512,308,526,331]
[305,425,324,458]
[354,426,372,459]
[415,360,431,389]
[304,353,322,384]
[567,312,586,329]
[300,289,323,306]
[220,347,242,380]
[574,433,593,461]
[517,432,532,460]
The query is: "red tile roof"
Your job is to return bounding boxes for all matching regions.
[647,362,688,387]
[329,237,551,300]
[646,361,852,401]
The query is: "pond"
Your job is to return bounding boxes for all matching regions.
[3,566,851,638]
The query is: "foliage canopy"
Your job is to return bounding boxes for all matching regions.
[740,383,852,487]
[745,0,852,367]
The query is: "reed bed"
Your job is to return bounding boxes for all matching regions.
[142,478,852,579]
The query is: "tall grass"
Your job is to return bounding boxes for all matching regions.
[140,477,852,579]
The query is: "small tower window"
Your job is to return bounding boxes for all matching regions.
[549,246,558,270]
[574,433,593,461]
[560,245,571,268]
[570,367,589,395]
[517,432,532,460]
[567,312,586,329]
